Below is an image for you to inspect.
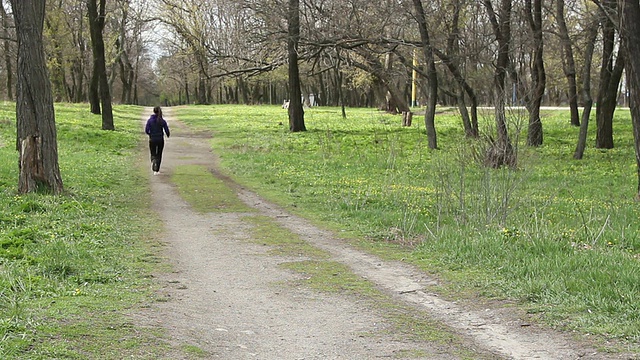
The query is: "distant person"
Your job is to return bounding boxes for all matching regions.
[145,106,170,175]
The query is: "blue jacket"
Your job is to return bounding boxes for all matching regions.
[145,114,170,142]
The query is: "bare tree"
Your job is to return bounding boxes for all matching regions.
[573,17,599,160]
[88,0,114,129]
[483,0,516,168]
[555,0,580,126]
[412,0,438,149]
[595,0,623,149]
[9,0,64,194]
[441,0,479,138]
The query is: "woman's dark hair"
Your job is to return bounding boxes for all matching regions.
[153,106,163,123]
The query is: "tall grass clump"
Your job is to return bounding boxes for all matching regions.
[175,104,640,345]
[0,103,161,358]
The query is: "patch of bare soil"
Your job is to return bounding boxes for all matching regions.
[134,108,635,360]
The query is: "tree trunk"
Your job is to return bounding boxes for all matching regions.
[352,49,409,115]
[88,0,114,130]
[556,0,580,126]
[335,65,346,118]
[117,38,134,104]
[447,0,478,138]
[287,0,305,132]
[197,72,207,104]
[412,0,438,149]
[483,0,515,168]
[184,73,190,104]
[1,5,13,100]
[133,59,139,104]
[433,47,479,138]
[525,0,545,147]
[9,0,64,194]
[574,19,598,160]
[88,0,100,114]
[44,14,68,103]
[595,0,621,149]
[619,0,640,199]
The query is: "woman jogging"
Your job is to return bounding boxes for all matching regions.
[145,106,170,175]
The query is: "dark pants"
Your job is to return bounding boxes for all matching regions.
[149,140,165,172]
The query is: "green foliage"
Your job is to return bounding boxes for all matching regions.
[0,103,167,358]
[175,104,640,345]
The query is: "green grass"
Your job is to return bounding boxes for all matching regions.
[174,104,640,347]
[0,103,170,358]
[246,215,490,359]
[171,164,252,213]
[181,344,208,358]
[169,156,488,357]
[2,101,640,356]
[243,215,330,258]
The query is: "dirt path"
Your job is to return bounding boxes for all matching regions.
[137,108,629,359]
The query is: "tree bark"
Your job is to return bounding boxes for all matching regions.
[525,0,545,147]
[619,0,640,199]
[447,0,478,138]
[556,0,580,126]
[412,0,438,149]
[1,4,13,101]
[595,0,621,149]
[574,19,598,160]
[9,0,64,194]
[483,0,515,168]
[116,36,134,104]
[115,2,134,104]
[432,47,479,138]
[352,49,410,115]
[287,0,306,132]
[88,0,114,130]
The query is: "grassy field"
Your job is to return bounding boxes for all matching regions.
[175,104,640,348]
[1,102,640,357]
[0,103,170,358]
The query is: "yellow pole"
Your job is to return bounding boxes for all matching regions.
[411,49,417,107]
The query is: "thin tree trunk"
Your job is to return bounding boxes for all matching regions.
[483,0,515,168]
[1,4,13,100]
[595,0,620,149]
[287,0,305,132]
[185,75,190,104]
[198,72,207,104]
[10,0,64,194]
[574,19,598,160]
[433,48,479,137]
[88,0,114,130]
[447,0,478,138]
[556,0,580,126]
[87,0,99,114]
[526,0,545,147]
[335,66,346,118]
[117,38,134,104]
[413,0,438,149]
